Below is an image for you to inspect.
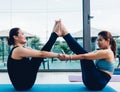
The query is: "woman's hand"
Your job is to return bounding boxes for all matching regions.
[58,54,70,61]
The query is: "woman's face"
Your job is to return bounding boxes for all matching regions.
[97,35,110,49]
[14,29,27,44]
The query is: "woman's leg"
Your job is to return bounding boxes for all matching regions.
[30,32,58,69]
[26,32,58,89]
[63,33,111,90]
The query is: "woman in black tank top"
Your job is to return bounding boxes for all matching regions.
[7,22,61,91]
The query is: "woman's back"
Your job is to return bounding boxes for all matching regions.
[7,47,35,90]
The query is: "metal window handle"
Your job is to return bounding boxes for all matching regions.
[88,15,94,20]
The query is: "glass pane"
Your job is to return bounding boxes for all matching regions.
[91,0,120,69]
[0,0,83,71]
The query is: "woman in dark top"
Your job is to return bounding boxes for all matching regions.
[7,22,61,91]
[55,21,116,90]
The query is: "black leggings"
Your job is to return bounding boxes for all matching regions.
[27,32,58,89]
[63,33,111,90]
[30,32,58,78]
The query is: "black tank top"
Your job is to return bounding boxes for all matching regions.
[7,46,31,83]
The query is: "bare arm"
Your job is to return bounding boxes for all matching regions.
[12,46,59,59]
[58,49,112,61]
[70,50,109,60]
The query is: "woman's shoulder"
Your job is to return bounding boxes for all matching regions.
[97,48,112,54]
[94,49,109,55]
[12,46,26,53]
[11,46,29,59]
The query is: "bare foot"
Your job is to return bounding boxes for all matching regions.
[60,22,68,36]
[53,21,62,36]
[52,21,57,32]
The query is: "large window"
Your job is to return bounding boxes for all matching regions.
[1,0,120,71]
[0,0,83,71]
[91,0,120,69]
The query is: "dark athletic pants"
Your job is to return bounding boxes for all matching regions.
[29,32,58,88]
[63,33,111,90]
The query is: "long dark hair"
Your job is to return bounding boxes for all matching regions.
[8,28,20,46]
[98,31,116,57]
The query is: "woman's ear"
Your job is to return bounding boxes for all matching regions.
[13,35,18,40]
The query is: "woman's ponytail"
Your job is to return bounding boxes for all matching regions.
[8,28,19,46]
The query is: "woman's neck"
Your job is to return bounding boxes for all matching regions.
[14,43,23,47]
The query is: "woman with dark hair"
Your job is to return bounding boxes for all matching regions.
[7,22,61,91]
[55,21,116,90]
